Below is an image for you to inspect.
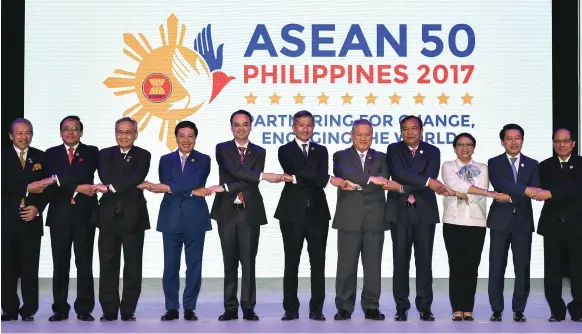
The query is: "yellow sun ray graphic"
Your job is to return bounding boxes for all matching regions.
[104,14,210,150]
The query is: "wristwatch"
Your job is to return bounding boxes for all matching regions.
[399,185,405,194]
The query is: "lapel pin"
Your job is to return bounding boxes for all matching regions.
[311,147,315,151]
[191,158,195,162]
[571,165,574,169]
[75,152,79,156]
[521,163,524,167]
[367,156,372,160]
[419,150,423,154]
[28,158,33,163]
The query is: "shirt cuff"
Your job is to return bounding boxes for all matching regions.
[292,175,297,184]
[367,177,371,184]
[55,175,60,187]
[26,190,29,197]
[259,172,263,181]
[73,191,78,198]
[224,183,229,192]
[509,197,513,203]
[425,178,430,187]
[108,184,116,193]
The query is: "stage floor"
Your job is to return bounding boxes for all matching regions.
[2,278,580,333]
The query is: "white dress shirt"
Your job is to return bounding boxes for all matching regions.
[15,146,30,197]
[223,141,263,203]
[441,159,489,227]
[506,153,521,173]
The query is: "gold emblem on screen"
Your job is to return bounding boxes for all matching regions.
[104,14,211,150]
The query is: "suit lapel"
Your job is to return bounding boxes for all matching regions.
[243,144,256,168]
[516,155,529,184]
[172,151,183,180]
[350,146,363,172]
[364,149,374,173]
[24,149,34,171]
[400,141,413,166]
[183,151,197,175]
[112,147,125,174]
[70,143,83,167]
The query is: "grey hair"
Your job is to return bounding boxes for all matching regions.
[115,117,138,132]
[11,118,33,134]
[351,119,373,132]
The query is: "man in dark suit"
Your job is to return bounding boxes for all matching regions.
[94,117,152,322]
[1,118,48,322]
[209,109,285,321]
[535,128,582,322]
[487,123,540,322]
[155,121,211,321]
[39,116,99,322]
[385,115,451,322]
[274,110,347,322]
[332,119,401,321]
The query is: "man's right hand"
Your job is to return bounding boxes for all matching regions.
[262,173,286,183]
[369,176,389,185]
[27,181,46,193]
[525,187,541,198]
[192,187,212,196]
[207,185,225,193]
[428,178,445,193]
[330,176,347,188]
[76,184,96,196]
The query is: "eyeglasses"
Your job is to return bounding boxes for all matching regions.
[456,143,474,148]
[61,127,80,133]
[116,130,135,137]
[553,139,572,144]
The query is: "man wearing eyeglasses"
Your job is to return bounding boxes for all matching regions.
[93,117,152,321]
[39,116,99,322]
[535,128,581,322]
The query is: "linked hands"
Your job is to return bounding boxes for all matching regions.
[428,179,455,196]
[525,187,552,201]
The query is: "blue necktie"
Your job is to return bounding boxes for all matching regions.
[181,155,186,172]
[302,144,308,159]
[510,157,518,183]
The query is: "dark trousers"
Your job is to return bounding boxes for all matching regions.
[1,226,41,317]
[544,223,582,318]
[443,223,486,312]
[335,228,384,313]
[162,232,206,311]
[280,213,329,314]
[217,209,260,312]
[488,223,532,313]
[50,223,96,314]
[98,216,145,316]
[390,222,436,311]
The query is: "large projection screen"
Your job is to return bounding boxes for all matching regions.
[24,0,552,278]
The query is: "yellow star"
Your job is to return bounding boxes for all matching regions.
[437,92,450,105]
[245,92,257,105]
[293,93,305,105]
[413,92,425,105]
[341,92,353,105]
[365,92,377,105]
[462,92,474,105]
[269,92,281,105]
[317,92,329,105]
[389,92,401,105]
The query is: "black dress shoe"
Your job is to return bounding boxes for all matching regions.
[490,311,502,322]
[184,310,198,321]
[452,313,463,321]
[77,313,94,321]
[243,311,259,321]
[394,309,408,321]
[161,309,179,321]
[364,309,385,320]
[334,309,351,320]
[462,312,474,321]
[419,310,435,321]
[218,310,238,321]
[309,312,326,321]
[548,314,564,322]
[100,313,118,321]
[49,312,68,322]
[1,314,18,321]
[21,315,34,322]
[281,311,299,320]
[513,311,526,322]
[571,312,582,322]
[121,313,136,321]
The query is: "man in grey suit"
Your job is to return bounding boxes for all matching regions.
[331,120,401,321]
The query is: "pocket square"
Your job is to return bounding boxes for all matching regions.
[32,163,42,171]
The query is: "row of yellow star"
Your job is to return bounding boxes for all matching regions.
[245,92,474,105]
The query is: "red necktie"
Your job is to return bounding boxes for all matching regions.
[408,148,416,204]
[68,147,74,165]
[237,147,245,204]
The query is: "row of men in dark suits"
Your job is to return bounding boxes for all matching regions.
[1,112,580,324]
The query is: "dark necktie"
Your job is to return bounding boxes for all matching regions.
[560,162,569,170]
[302,143,308,159]
[237,147,246,204]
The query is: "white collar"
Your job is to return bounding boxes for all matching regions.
[120,146,132,154]
[295,138,310,146]
[14,145,28,155]
[455,158,473,166]
[64,143,80,152]
[559,155,571,163]
[234,140,249,149]
[506,153,521,161]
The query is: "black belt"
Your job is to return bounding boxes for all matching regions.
[406,201,416,208]
[233,203,245,210]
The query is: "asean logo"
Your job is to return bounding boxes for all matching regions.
[104,14,234,150]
